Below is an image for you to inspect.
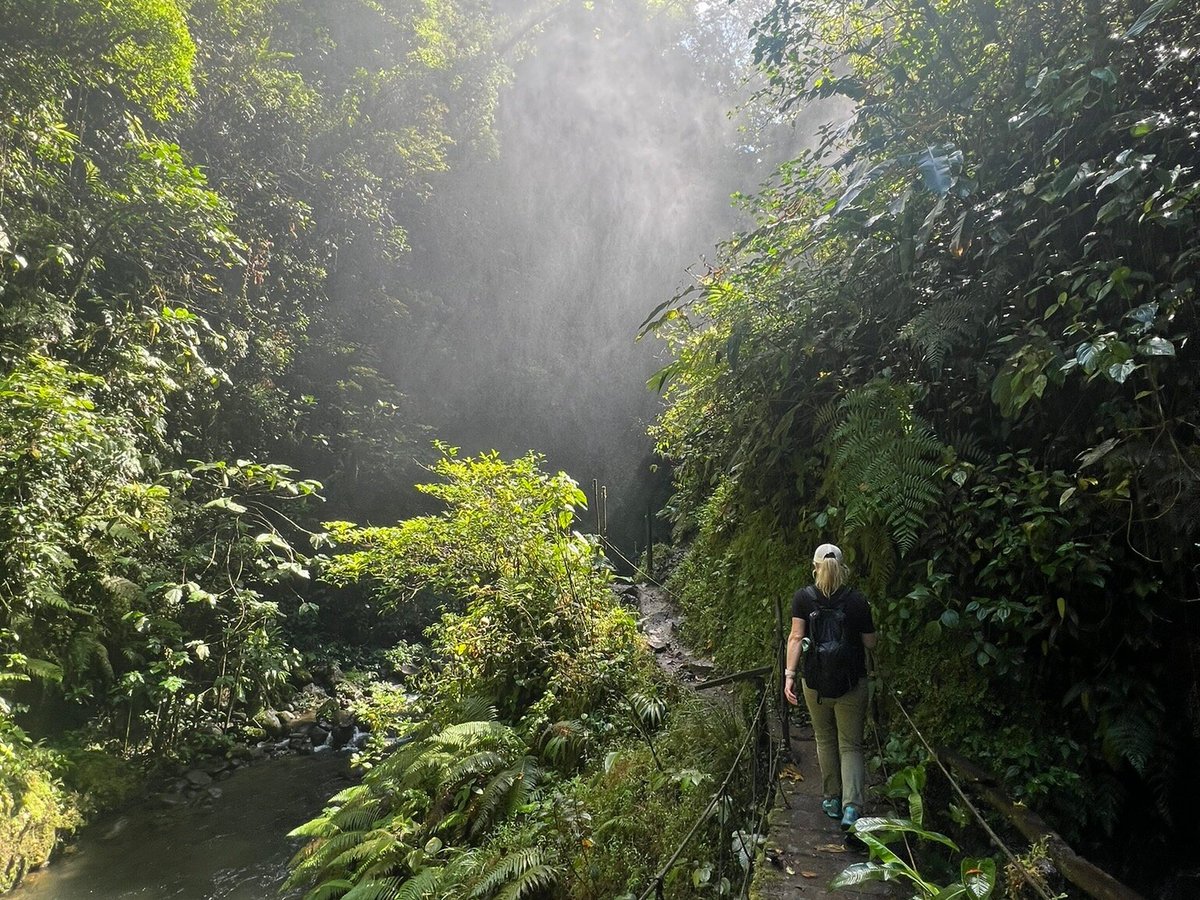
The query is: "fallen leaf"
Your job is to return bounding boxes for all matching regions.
[801,871,818,879]
[816,843,849,854]
[785,866,795,876]
[779,763,805,782]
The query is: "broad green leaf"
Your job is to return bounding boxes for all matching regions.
[829,862,891,888]
[961,858,997,898]
[1137,337,1175,357]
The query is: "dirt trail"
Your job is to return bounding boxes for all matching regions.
[630,581,894,899]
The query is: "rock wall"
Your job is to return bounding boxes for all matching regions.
[0,769,79,893]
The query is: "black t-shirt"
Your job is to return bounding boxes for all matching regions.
[791,586,876,682]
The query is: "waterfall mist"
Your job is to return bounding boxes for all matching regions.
[385,1,817,556]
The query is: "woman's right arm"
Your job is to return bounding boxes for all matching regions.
[785,616,805,705]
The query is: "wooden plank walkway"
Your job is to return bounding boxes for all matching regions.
[751,723,896,899]
[633,581,896,899]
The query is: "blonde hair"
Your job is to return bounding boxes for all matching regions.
[813,557,845,597]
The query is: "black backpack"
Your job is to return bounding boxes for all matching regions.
[802,586,858,700]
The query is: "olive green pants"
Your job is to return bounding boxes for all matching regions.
[801,676,868,808]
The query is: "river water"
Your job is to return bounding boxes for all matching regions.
[17,753,352,899]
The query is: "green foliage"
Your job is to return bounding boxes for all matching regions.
[1,0,197,120]
[821,382,946,589]
[650,0,1200,872]
[555,696,743,900]
[286,709,555,899]
[833,817,996,900]
[289,450,753,899]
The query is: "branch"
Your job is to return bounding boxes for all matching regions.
[940,748,1147,900]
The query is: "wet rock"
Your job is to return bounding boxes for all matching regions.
[184,770,213,788]
[312,663,344,692]
[613,584,641,607]
[258,710,285,738]
[101,817,130,840]
[310,726,329,746]
[206,787,223,801]
[683,660,714,678]
[301,683,327,698]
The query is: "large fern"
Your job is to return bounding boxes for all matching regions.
[286,713,548,900]
[822,382,945,582]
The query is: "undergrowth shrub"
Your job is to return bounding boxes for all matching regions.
[666,481,811,672]
[288,448,756,899]
[556,695,744,900]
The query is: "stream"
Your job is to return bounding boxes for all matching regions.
[16,753,353,899]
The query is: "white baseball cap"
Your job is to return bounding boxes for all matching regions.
[813,543,843,563]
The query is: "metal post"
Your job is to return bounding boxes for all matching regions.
[776,595,790,751]
[645,504,654,577]
[592,479,600,535]
[600,485,608,538]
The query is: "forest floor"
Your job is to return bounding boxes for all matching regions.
[634,582,896,899]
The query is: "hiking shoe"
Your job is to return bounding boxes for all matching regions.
[840,804,860,831]
[821,797,841,819]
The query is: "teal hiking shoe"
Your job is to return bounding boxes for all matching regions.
[840,804,860,831]
[821,797,841,819]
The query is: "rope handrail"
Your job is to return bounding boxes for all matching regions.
[889,689,1056,900]
[601,536,686,607]
[635,684,771,900]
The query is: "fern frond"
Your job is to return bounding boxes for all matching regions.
[467,770,520,839]
[444,750,510,787]
[434,720,512,749]
[444,695,498,725]
[303,877,355,900]
[341,875,404,900]
[899,295,981,374]
[494,863,558,900]
[394,868,442,900]
[463,847,548,898]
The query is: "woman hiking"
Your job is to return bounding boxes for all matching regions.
[783,543,877,830]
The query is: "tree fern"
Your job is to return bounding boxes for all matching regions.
[467,756,541,839]
[304,879,356,900]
